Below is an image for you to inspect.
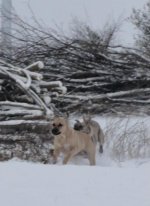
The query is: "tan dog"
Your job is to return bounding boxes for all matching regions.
[74,115,105,153]
[51,116,96,165]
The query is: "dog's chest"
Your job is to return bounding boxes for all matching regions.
[63,143,70,150]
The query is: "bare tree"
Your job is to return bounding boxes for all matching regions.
[131,1,150,57]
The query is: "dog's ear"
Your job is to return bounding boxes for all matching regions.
[66,112,69,118]
[83,114,86,123]
[63,112,70,119]
[75,119,81,123]
[87,115,92,121]
[83,114,91,123]
[83,114,89,122]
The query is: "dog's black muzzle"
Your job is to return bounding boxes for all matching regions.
[74,124,83,131]
[52,127,61,135]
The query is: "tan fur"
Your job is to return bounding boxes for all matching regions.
[51,117,96,165]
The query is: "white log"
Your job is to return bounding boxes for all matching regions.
[0,67,54,117]
[0,109,43,116]
[21,69,32,89]
[24,61,44,70]
[0,64,43,80]
[108,98,150,104]
[0,101,41,110]
[0,120,48,126]
[40,81,63,88]
[64,88,150,101]
[42,95,51,105]
[52,86,67,94]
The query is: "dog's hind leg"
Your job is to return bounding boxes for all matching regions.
[98,129,104,153]
[99,145,103,153]
[86,146,96,165]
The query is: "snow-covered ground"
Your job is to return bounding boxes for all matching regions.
[0,115,150,206]
[0,160,150,206]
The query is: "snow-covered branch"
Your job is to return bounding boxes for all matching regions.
[0,60,67,121]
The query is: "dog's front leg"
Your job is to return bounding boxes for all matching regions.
[53,147,61,164]
[63,148,80,165]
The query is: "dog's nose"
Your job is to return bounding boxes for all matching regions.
[74,125,78,130]
[74,124,82,131]
[52,128,60,135]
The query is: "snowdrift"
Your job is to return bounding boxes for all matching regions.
[0,160,150,206]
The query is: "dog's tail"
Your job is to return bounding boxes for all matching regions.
[98,128,105,153]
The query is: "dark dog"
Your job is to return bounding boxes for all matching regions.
[74,115,104,153]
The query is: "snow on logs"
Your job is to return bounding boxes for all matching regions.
[0,60,67,121]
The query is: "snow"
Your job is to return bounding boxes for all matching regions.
[37,61,44,69]
[0,116,150,205]
[43,95,51,105]
[61,86,67,94]
[0,160,150,206]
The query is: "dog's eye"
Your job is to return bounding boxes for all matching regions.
[58,123,63,127]
[53,123,56,127]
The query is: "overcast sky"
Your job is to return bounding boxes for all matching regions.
[1,0,149,45]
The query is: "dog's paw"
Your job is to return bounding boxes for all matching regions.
[99,145,103,153]
[52,159,57,164]
[50,149,54,156]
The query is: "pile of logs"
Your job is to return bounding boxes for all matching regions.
[40,46,150,116]
[0,60,66,122]
[1,14,150,116]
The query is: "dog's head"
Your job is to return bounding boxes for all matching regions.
[51,116,68,135]
[74,120,84,131]
[74,119,90,133]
